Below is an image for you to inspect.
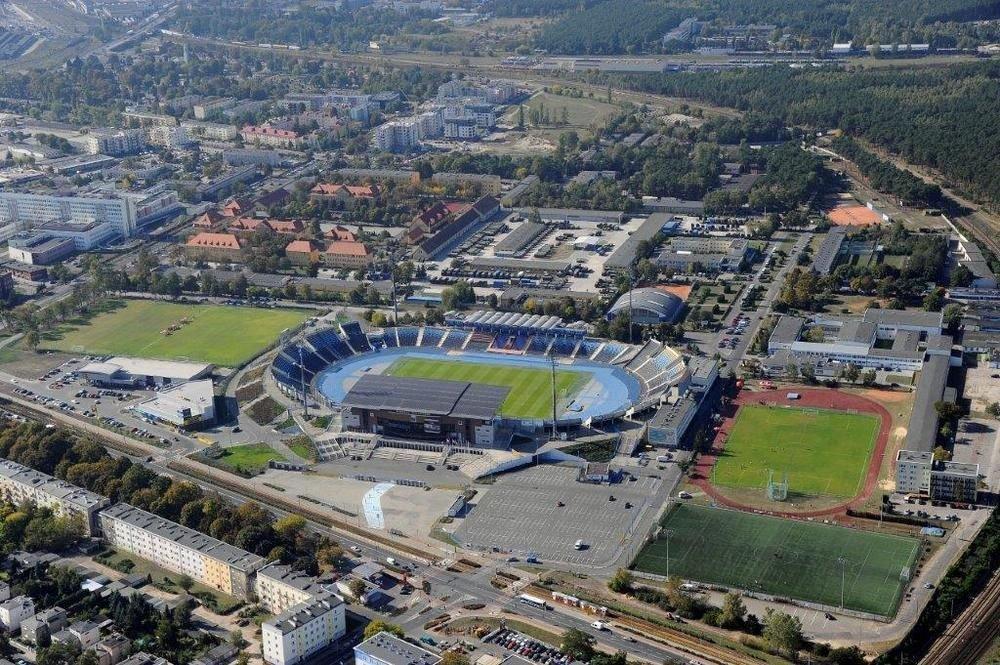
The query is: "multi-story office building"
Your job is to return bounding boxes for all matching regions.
[261,592,345,665]
[895,450,979,503]
[0,459,109,535]
[255,563,327,615]
[99,503,264,600]
[0,189,181,238]
[354,632,441,665]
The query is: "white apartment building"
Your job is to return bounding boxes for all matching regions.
[148,125,193,149]
[0,595,35,633]
[372,110,442,152]
[85,129,146,156]
[0,459,109,535]
[181,121,239,141]
[261,592,345,665]
[254,563,326,614]
[99,503,264,600]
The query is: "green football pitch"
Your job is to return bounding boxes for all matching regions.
[384,356,590,420]
[40,300,310,367]
[711,405,880,499]
[633,504,919,616]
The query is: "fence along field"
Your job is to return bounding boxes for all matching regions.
[632,504,919,616]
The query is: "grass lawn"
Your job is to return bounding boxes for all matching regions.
[712,405,879,499]
[385,357,590,420]
[214,443,286,474]
[503,91,620,128]
[286,435,316,462]
[39,299,310,367]
[633,504,918,616]
[96,549,243,614]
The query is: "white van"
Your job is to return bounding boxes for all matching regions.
[386,557,397,566]
[591,621,608,631]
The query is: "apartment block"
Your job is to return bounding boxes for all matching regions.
[0,459,109,535]
[261,592,346,665]
[0,595,35,633]
[99,503,264,600]
[254,563,326,615]
[354,632,441,665]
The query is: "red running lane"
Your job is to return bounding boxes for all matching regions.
[690,387,893,519]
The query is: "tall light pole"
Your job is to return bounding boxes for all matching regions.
[297,345,309,419]
[550,354,558,441]
[837,556,847,610]
[664,529,674,580]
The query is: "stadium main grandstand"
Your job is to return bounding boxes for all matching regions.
[269,312,689,454]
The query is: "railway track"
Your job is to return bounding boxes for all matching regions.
[955,212,1000,259]
[610,613,765,665]
[919,570,1000,665]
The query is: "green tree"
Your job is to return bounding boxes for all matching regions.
[177,574,195,593]
[560,628,595,661]
[861,369,877,386]
[348,578,367,598]
[608,568,633,593]
[24,329,40,351]
[762,609,802,655]
[719,592,747,629]
[363,620,403,640]
[986,402,1000,420]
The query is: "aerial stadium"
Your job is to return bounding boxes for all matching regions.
[268,311,690,453]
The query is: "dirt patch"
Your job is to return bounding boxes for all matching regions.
[861,388,910,404]
[828,205,883,227]
[657,283,693,301]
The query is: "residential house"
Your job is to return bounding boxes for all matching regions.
[309,183,379,208]
[285,240,321,266]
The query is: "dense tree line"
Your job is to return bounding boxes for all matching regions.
[170,0,441,51]
[831,136,941,206]
[0,421,345,572]
[533,0,1000,54]
[611,61,1000,207]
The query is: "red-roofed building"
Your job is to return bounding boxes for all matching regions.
[267,219,304,236]
[192,210,225,231]
[324,240,372,270]
[309,183,379,208]
[185,232,244,262]
[227,217,271,234]
[222,197,251,217]
[324,225,356,242]
[241,125,304,149]
[285,239,322,266]
[406,201,473,246]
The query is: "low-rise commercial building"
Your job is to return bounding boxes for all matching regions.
[132,379,217,429]
[261,592,345,665]
[354,632,441,665]
[99,503,264,600]
[8,233,76,265]
[896,450,979,503]
[0,459,110,535]
[78,357,214,388]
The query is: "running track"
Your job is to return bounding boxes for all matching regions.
[690,387,894,518]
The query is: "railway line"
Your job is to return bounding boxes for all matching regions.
[919,570,1000,665]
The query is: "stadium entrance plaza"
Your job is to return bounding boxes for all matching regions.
[453,465,663,567]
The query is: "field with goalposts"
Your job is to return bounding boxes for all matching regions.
[632,504,919,616]
[711,404,880,500]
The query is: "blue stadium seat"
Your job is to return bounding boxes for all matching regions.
[383,329,399,348]
[397,327,419,346]
[340,322,371,353]
[420,327,445,347]
[440,329,469,349]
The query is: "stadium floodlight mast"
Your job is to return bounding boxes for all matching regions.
[837,556,847,610]
[297,345,309,419]
[663,528,674,580]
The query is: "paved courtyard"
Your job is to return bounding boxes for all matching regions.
[453,465,660,566]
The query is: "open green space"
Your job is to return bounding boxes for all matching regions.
[712,405,879,499]
[385,357,590,420]
[95,549,242,614]
[39,299,310,367]
[213,443,286,474]
[633,504,918,616]
[503,91,620,128]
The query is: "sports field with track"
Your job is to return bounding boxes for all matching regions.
[385,356,590,420]
[632,504,919,616]
[711,405,880,499]
[40,300,310,367]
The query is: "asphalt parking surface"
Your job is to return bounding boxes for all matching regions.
[454,465,660,566]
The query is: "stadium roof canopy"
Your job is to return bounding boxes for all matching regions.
[607,288,684,323]
[341,374,509,420]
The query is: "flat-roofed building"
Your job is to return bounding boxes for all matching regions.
[99,503,264,599]
[261,592,345,665]
[254,563,325,615]
[78,357,214,387]
[0,459,109,535]
[8,233,76,265]
[132,379,216,429]
[354,632,441,665]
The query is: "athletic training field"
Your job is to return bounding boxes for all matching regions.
[711,405,879,499]
[41,300,310,367]
[633,504,919,616]
[385,356,590,420]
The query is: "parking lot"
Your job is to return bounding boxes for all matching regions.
[453,465,660,566]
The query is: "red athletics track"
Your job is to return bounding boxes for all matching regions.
[689,387,894,519]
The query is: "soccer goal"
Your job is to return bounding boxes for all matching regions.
[767,470,789,501]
